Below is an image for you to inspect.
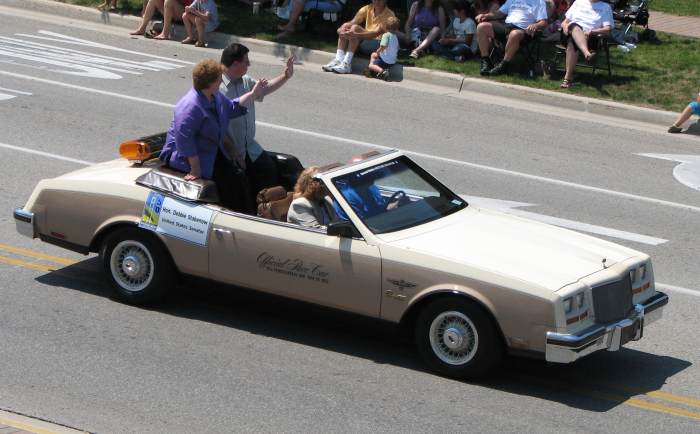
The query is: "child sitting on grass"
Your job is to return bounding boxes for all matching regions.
[181,0,220,48]
[433,0,478,62]
[668,92,700,134]
[364,17,400,81]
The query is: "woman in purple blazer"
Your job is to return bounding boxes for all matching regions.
[160,59,267,181]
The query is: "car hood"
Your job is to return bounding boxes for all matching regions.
[382,207,640,291]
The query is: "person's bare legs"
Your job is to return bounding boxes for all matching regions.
[131,0,163,35]
[570,26,592,59]
[278,0,305,33]
[672,106,694,128]
[194,16,207,45]
[182,12,196,43]
[476,22,494,57]
[503,29,524,62]
[155,0,184,40]
[368,53,383,74]
[562,39,578,85]
[413,26,441,55]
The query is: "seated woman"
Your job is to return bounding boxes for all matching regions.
[404,0,447,59]
[159,59,267,207]
[287,167,336,228]
[559,0,613,88]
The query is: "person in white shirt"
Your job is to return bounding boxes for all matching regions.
[559,0,613,88]
[365,17,400,81]
[475,0,548,75]
[433,0,479,61]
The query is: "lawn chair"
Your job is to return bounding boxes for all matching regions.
[277,0,348,31]
[547,32,614,78]
[488,30,544,78]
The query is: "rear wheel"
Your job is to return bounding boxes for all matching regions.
[100,227,175,305]
[415,298,502,379]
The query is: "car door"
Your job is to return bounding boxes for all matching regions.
[208,212,382,318]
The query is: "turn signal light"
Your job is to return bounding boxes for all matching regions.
[120,140,152,163]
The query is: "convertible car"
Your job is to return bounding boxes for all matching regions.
[14,133,668,378]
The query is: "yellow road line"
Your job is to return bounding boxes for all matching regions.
[0,242,77,266]
[0,410,86,434]
[580,377,700,410]
[0,254,56,272]
[514,374,700,421]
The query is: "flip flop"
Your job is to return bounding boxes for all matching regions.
[181,37,197,45]
[195,41,206,48]
[560,78,573,88]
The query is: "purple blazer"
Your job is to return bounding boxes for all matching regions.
[161,88,247,179]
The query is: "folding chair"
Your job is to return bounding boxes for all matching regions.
[548,33,614,78]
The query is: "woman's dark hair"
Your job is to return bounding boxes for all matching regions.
[454,0,475,18]
[192,59,223,91]
[220,43,250,67]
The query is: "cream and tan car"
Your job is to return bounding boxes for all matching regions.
[14,134,668,378]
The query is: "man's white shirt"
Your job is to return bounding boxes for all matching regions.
[499,0,548,29]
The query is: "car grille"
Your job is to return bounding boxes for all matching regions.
[592,276,633,323]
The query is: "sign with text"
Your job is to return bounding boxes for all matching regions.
[139,192,213,246]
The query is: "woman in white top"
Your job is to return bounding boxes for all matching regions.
[560,0,613,88]
[287,167,336,228]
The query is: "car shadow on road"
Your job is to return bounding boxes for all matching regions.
[36,258,692,414]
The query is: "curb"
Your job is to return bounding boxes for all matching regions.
[5,0,680,126]
[0,409,87,434]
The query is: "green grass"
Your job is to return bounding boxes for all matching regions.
[62,0,699,112]
[650,0,700,17]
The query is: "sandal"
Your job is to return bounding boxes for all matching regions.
[409,49,421,59]
[585,51,597,63]
[181,37,196,45]
[195,40,206,48]
[560,78,573,88]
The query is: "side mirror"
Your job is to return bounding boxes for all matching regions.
[327,220,357,238]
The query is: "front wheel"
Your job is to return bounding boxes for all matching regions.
[100,227,176,305]
[415,298,503,379]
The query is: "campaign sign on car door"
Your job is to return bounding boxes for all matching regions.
[139,191,214,246]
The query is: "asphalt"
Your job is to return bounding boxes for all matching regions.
[3,0,695,128]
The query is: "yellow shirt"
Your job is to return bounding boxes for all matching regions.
[353,5,396,38]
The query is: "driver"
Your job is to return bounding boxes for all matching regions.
[333,168,400,220]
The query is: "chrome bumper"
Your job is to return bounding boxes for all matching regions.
[13,208,35,238]
[545,291,668,363]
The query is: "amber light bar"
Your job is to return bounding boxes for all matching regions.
[119,140,152,163]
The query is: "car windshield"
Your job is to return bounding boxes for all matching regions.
[331,156,467,234]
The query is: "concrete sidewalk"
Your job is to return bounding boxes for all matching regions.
[649,11,700,39]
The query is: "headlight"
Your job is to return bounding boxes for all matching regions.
[575,292,585,309]
[563,297,573,314]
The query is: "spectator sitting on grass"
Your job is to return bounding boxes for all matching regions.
[364,17,400,81]
[433,0,478,62]
[322,0,397,75]
[130,0,191,40]
[668,92,700,134]
[181,0,219,47]
[404,0,447,59]
[475,0,548,76]
[559,0,612,88]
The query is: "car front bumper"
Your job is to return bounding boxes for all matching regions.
[14,208,35,238]
[545,291,668,363]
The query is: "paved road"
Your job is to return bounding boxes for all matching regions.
[1,7,699,434]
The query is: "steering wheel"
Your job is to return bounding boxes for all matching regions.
[386,190,408,210]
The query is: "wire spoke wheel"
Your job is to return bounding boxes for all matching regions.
[429,311,479,366]
[110,240,154,292]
